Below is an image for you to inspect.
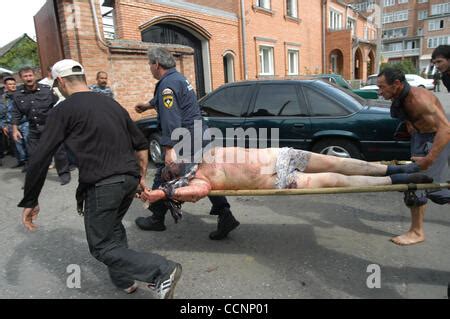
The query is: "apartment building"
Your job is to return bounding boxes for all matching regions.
[350,0,450,74]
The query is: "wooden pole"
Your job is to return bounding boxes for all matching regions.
[208,183,450,196]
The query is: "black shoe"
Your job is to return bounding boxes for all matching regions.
[135,216,166,231]
[153,263,182,299]
[11,161,25,169]
[0,158,2,166]
[59,173,71,185]
[209,208,240,240]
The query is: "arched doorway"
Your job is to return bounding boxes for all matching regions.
[142,23,206,97]
[329,49,343,75]
[354,48,363,79]
[223,51,235,83]
[367,50,375,76]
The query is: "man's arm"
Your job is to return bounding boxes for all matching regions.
[136,149,148,190]
[142,179,211,203]
[11,100,23,141]
[18,108,65,209]
[411,98,450,169]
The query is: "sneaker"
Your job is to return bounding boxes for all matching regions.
[135,216,166,231]
[59,173,71,185]
[123,281,138,294]
[11,161,25,169]
[209,208,240,240]
[154,263,182,299]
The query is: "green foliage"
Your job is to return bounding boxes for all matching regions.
[380,60,417,75]
[0,37,39,71]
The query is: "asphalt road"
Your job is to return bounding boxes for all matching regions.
[0,92,449,299]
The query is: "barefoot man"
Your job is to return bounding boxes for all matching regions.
[139,146,432,213]
[377,67,450,245]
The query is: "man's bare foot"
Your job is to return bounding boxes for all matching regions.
[390,231,425,246]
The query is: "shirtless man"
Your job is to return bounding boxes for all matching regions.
[139,147,431,207]
[377,67,450,246]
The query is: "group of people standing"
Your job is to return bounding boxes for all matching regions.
[11,44,450,299]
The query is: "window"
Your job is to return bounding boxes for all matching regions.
[347,18,356,35]
[418,10,427,20]
[329,10,343,30]
[383,27,408,39]
[201,85,251,117]
[418,0,428,3]
[429,19,445,31]
[427,36,450,48]
[384,0,395,7]
[256,0,271,10]
[383,10,408,24]
[383,42,403,52]
[286,0,298,18]
[288,50,299,75]
[303,87,349,117]
[252,84,303,117]
[398,0,408,4]
[431,3,450,15]
[259,46,274,75]
[394,10,408,22]
[405,40,417,49]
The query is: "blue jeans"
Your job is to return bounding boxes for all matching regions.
[9,122,29,163]
[84,174,174,289]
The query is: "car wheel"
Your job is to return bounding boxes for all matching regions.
[418,85,425,88]
[312,138,362,159]
[149,133,163,163]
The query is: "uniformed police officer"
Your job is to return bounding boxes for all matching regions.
[135,47,240,240]
[11,67,71,185]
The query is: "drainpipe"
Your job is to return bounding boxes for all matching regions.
[240,0,248,80]
[89,0,108,48]
[322,0,327,73]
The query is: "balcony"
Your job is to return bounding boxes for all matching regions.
[381,48,420,58]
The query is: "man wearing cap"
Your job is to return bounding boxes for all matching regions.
[18,59,182,298]
[11,67,70,184]
[0,76,29,168]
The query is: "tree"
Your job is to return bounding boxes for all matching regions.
[380,60,417,75]
[0,37,39,71]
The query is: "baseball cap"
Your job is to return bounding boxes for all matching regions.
[51,59,85,79]
[3,75,15,83]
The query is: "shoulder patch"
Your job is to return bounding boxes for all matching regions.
[162,88,173,95]
[163,94,174,109]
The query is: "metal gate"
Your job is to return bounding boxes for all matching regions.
[142,23,205,98]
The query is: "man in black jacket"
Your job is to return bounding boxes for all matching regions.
[18,59,181,298]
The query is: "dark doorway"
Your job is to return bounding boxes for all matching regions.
[142,23,205,98]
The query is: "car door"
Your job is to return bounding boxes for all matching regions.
[199,84,253,147]
[243,82,311,149]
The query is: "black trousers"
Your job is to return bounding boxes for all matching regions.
[149,163,230,221]
[84,174,174,289]
[27,130,70,176]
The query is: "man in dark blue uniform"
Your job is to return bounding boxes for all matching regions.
[135,47,239,240]
[11,67,71,185]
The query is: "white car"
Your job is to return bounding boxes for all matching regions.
[361,73,435,91]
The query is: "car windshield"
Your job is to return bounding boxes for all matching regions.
[312,80,365,110]
[366,76,377,86]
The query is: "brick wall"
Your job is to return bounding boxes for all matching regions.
[55,0,195,120]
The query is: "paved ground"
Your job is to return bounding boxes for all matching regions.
[0,92,449,299]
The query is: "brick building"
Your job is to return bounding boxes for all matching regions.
[326,0,378,80]
[34,0,378,118]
